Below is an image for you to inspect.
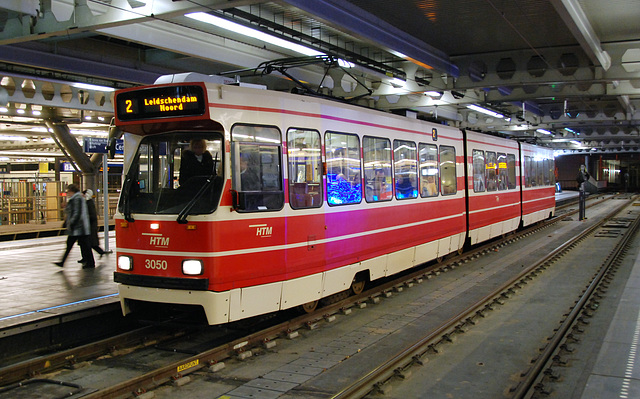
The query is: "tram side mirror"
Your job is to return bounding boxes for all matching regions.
[108,137,116,159]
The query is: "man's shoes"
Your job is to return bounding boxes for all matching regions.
[54,262,64,267]
[78,259,86,264]
[82,264,96,269]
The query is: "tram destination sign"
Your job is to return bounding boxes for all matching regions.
[116,85,206,122]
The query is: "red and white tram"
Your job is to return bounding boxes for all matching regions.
[113,73,555,325]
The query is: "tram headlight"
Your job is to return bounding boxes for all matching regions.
[118,256,133,271]
[182,259,203,275]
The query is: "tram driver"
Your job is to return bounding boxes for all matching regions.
[179,138,215,187]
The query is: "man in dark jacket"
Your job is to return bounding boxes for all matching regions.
[179,139,214,186]
[79,189,106,262]
[54,184,95,268]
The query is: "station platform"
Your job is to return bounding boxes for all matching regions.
[555,189,580,206]
[0,229,118,331]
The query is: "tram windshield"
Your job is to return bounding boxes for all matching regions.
[119,132,224,218]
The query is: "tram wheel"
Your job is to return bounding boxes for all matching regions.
[351,279,366,295]
[299,300,318,313]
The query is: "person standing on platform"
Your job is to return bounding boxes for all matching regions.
[576,165,590,221]
[54,184,95,269]
[78,189,106,262]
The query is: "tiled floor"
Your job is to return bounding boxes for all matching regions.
[0,233,117,320]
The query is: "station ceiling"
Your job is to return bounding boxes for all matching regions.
[0,0,639,162]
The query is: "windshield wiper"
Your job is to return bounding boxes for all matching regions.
[176,174,215,224]
[122,175,135,222]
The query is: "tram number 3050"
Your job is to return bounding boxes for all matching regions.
[145,259,168,270]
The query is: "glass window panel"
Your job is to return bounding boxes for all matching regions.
[325,132,362,205]
[485,151,497,191]
[507,154,516,189]
[232,124,283,211]
[419,143,439,197]
[524,156,533,187]
[363,136,392,202]
[472,149,485,192]
[393,140,418,199]
[497,152,508,190]
[440,146,457,195]
[119,132,224,216]
[287,128,323,209]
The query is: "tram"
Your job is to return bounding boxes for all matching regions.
[113,73,555,325]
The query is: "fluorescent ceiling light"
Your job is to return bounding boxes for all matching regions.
[570,140,581,145]
[536,129,553,135]
[467,104,504,119]
[0,136,29,141]
[72,83,116,92]
[0,151,60,156]
[337,59,355,68]
[424,91,442,98]
[186,12,324,57]
[390,78,406,88]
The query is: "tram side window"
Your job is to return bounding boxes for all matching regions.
[363,136,392,202]
[326,131,362,205]
[440,146,457,195]
[536,158,544,186]
[419,143,439,197]
[231,124,284,212]
[287,128,323,209]
[548,158,555,186]
[485,151,497,191]
[472,149,485,192]
[497,152,508,190]
[543,158,553,185]
[524,156,533,187]
[394,140,418,200]
[507,154,516,189]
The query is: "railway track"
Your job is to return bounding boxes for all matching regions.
[0,194,629,399]
[326,195,637,398]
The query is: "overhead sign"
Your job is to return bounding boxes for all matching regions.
[115,84,206,122]
[84,137,108,153]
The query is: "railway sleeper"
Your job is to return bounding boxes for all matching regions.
[560,343,575,353]
[533,382,553,396]
[394,367,411,379]
[543,367,561,381]
[566,332,582,343]
[552,354,568,366]
[412,354,425,366]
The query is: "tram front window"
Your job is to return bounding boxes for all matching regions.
[119,132,223,215]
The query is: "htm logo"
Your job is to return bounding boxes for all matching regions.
[150,236,170,246]
[250,224,273,238]
[142,233,170,247]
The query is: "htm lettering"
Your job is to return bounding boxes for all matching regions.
[150,236,170,246]
[256,226,272,236]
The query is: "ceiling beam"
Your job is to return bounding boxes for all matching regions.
[549,0,611,70]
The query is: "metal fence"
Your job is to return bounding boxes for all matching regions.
[0,179,118,226]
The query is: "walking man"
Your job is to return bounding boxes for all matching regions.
[54,184,95,268]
